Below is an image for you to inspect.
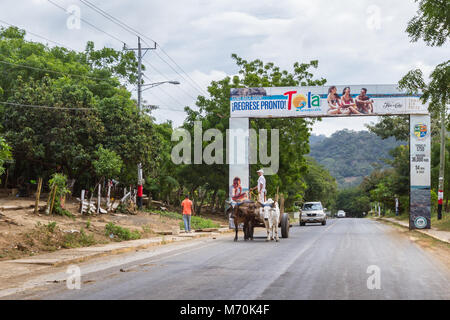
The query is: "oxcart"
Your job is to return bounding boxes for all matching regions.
[226,192,290,239]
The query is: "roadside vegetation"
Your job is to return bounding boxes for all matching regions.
[151,210,221,230]
[0,221,101,260]
[105,222,141,241]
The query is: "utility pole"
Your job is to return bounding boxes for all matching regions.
[123,37,179,210]
[137,37,142,111]
[437,105,447,220]
[124,37,155,208]
[124,36,156,112]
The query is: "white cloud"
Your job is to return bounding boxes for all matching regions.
[312,117,374,137]
[2,0,448,134]
[191,11,292,37]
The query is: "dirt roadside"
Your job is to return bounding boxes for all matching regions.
[0,197,228,261]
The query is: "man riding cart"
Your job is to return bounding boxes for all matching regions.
[226,169,290,241]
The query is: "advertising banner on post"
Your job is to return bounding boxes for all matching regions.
[410,114,431,229]
[230,85,428,118]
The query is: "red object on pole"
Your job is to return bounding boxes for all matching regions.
[438,190,443,205]
[137,185,143,197]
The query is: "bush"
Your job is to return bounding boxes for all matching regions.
[53,205,75,219]
[105,222,141,241]
[46,221,57,233]
[63,228,96,248]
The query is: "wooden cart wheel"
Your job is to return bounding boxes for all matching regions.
[281,212,289,238]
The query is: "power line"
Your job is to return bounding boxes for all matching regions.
[143,93,186,113]
[142,57,198,101]
[0,100,185,113]
[149,106,187,113]
[0,19,77,51]
[3,2,198,115]
[158,45,209,96]
[47,0,127,46]
[51,1,198,106]
[78,0,155,42]
[142,74,186,107]
[0,101,93,110]
[0,18,186,114]
[76,0,208,97]
[0,59,113,81]
[138,81,187,114]
[150,48,208,97]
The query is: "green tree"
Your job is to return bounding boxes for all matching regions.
[93,146,123,181]
[48,172,72,216]
[302,157,337,211]
[401,0,449,218]
[335,188,370,217]
[406,0,449,47]
[180,54,326,210]
[0,26,159,193]
[310,129,403,187]
[0,136,11,178]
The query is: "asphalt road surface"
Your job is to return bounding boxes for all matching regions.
[6,218,450,299]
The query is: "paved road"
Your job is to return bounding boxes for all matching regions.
[7,218,450,299]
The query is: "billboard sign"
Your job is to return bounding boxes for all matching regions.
[230,85,428,118]
[410,115,431,229]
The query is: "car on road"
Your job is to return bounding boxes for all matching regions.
[337,210,346,218]
[300,202,327,226]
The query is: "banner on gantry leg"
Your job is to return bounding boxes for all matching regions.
[409,114,431,229]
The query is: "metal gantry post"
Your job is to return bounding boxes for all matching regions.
[437,106,447,220]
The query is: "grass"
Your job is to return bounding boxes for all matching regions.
[149,209,221,230]
[181,216,220,230]
[382,210,409,222]
[373,208,450,232]
[105,222,141,241]
[431,213,450,232]
[53,203,76,219]
[63,228,96,248]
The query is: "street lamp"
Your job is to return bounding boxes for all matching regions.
[141,80,180,92]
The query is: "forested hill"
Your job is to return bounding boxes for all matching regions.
[309,129,404,188]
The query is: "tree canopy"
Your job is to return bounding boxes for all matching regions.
[0,26,157,191]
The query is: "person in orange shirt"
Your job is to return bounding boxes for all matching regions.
[181,194,193,233]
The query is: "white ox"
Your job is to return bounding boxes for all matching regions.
[261,198,280,242]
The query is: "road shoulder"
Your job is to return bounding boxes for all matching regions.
[0,228,232,297]
[375,217,450,244]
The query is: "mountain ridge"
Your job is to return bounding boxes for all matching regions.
[309,129,404,188]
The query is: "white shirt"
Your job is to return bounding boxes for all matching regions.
[257,175,266,193]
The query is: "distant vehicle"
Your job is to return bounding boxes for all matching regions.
[300,202,326,226]
[337,210,346,218]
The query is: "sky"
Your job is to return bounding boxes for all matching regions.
[3,0,449,136]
